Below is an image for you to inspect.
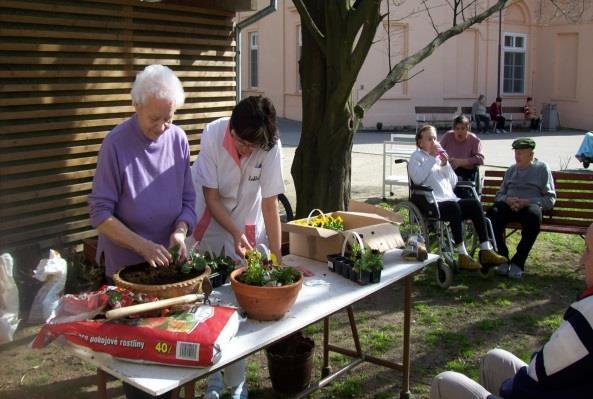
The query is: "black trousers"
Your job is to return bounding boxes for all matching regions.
[475,114,490,133]
[494,116,506,130]
[486,201,542,269]
[529,117,541,130]
[438,199,488,245]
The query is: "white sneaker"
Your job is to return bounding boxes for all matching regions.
[496,263,510,276]
[502,129,508,134]
[495,129,502,134]
[508,263,524,279]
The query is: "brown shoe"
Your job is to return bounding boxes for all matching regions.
[458,254,481,270]
[479,249,507,266]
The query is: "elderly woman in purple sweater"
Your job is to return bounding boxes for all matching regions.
[89,64,196,280]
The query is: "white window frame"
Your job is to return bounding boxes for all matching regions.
[501,32,527,96]
[249,31,258,88]
[297,25,302,92]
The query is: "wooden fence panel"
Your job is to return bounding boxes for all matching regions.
[0,0,237,254]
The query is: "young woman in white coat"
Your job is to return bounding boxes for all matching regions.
[190,96,285,399]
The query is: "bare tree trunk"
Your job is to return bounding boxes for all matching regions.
[291,0,380,217]
[292,0,509,218]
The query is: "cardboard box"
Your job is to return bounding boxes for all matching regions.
[282,211,404,262]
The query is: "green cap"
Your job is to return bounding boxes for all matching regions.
[512,137,536,150]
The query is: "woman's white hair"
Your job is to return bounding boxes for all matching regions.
[131,64,185,108]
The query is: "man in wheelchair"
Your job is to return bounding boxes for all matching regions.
[409,125,507,270]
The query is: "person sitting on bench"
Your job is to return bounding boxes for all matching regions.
[440,115,484,184]
[471,94,491,134]
[489,97,507,134]
[430,222,593,399]
[486,138,556,279]
[524,97,541,131]
[409,125,507,270]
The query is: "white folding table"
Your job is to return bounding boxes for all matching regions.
[68,250,437,399]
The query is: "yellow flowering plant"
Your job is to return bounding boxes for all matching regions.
[293,213,344,231]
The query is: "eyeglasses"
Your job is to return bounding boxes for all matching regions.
[231,130,259,149]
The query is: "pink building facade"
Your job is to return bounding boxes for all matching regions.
[238,0,592,130]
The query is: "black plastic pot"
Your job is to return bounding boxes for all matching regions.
[356,269,382,285]
[326,254,340,272]
[266,332,315,395]
[208,271,229,288]
[371,269,382,283]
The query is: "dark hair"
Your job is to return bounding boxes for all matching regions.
[496,97,502,102]
[526,97,533,102]
[453,115,469,128]
[416,125,435,147]
[230,96,278,151]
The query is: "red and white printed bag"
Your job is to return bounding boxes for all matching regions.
[33,304,239,368]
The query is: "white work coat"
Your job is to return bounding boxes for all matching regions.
[190,117,285,261]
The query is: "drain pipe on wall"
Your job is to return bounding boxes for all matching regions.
[235,0,277,102]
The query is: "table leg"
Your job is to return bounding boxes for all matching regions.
[400,276,412,399]
[347,306,362,356]
[322,316,331,377]
[96,369,108,399]
[184,380,195,398]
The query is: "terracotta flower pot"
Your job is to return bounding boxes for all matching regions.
[113,265,211,299]
[230,267,304,321]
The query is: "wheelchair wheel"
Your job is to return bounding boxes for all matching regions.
[393,201,428,243]
[278,194,294,222]
[435,259,453,289]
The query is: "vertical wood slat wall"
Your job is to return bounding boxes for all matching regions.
[0,0,236,254]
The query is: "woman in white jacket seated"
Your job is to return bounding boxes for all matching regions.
[408,125,506,270]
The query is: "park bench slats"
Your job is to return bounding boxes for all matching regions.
[482,170,593,237]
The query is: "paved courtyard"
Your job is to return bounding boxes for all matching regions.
[277,118,591,208]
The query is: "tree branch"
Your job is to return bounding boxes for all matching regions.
[293,0,326,55]
[355,0,509,118]
[423,0,440,35]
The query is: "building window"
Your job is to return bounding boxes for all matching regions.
[249,32,258,88]
[502,33,526,95]
[297,25,302,92]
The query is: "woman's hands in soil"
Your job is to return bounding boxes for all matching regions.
[139,239,173,268]
[169,230,188,264]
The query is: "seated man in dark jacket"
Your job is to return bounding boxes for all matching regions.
[487,138,556,279]
[430,222,593,399]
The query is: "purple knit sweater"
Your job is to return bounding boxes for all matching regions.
[88,115,196,277]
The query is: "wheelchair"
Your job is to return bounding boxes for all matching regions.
[392,160,497,289]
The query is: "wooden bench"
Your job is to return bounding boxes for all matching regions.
[481,169,593,237]
[415,106,458,131]
[500,106,541,133]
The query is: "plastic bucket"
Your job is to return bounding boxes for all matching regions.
[265,332,315,394]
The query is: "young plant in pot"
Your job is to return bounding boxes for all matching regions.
[201,249,236,288]
[351,242,383,285]
[112,245,211,299]
[230,245,303,321]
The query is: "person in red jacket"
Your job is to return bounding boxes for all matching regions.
[489,97,507,134]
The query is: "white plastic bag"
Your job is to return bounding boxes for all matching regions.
[28,249,67,324]
[0,253,20,343]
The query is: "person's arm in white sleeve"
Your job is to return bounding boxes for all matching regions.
[408,150,436,186]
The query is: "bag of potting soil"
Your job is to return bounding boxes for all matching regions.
[32,304,239,368]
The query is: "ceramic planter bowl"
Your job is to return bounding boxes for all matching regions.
[230,267,304,321]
